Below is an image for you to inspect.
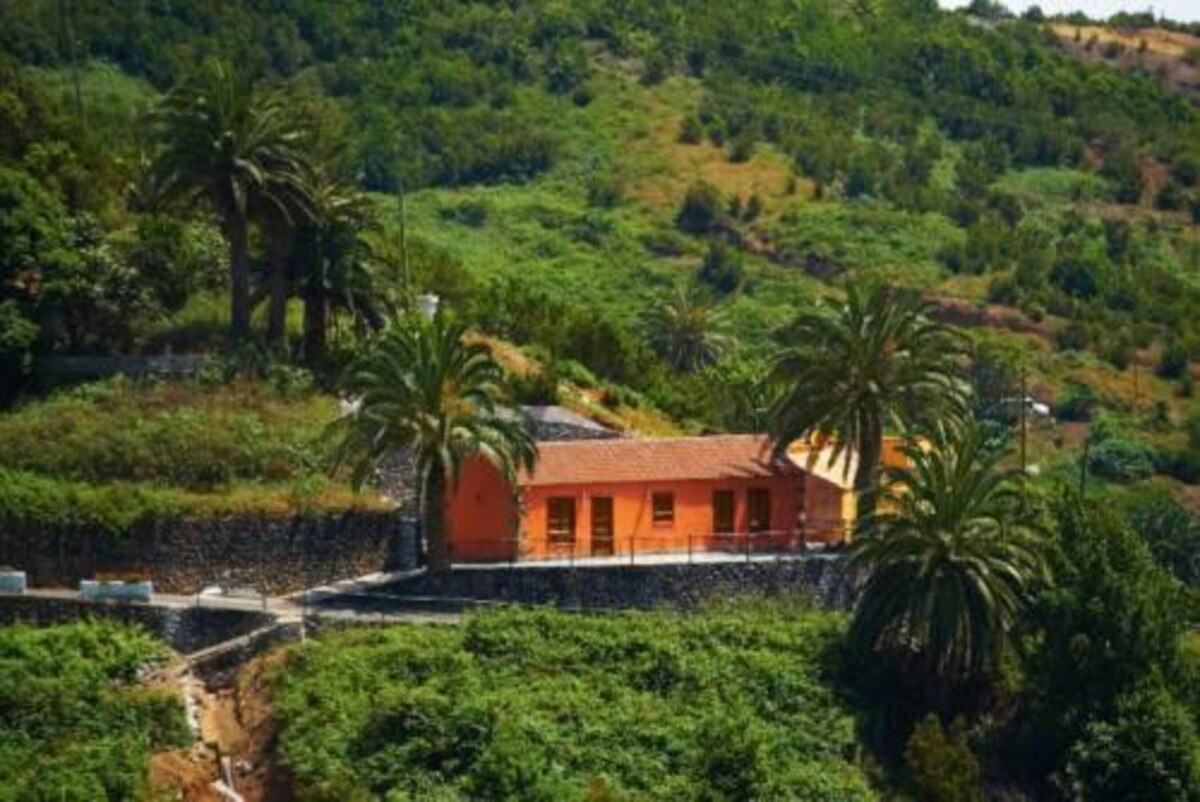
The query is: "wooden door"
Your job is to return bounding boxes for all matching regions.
[591,497,614,556]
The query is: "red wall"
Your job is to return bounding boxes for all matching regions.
[445,457,522,561]
[445,455,866,562]
[519,475,802,558]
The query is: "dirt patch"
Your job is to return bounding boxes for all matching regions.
[213,651,294,802]
[1049,23,1200,99]
[626,112,803,218]
[921,294,1057,341]
[1177,483,1200,517]
[150,651,294,802]
[150,751,222,802]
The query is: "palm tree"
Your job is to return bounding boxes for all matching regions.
[768,284,969,526]
[153,59,312,340]
[258,185,315,349]
[293,170,373,363]
[847,422,1047,684]
[643,282,730,372]
[331,314,537,572]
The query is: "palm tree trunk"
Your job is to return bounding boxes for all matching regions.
[266,222,293,349]
[853,419,883,539]
[228,212,252,340]
[303,279,326,364]
[423,469,451,573]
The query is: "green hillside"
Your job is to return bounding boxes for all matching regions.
[3,3,1200,798]
[2,0,1197,506]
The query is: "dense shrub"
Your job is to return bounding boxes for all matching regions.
[1119,489,1200,585]
[0,377,331,489]
[509,365,560,405]
[679,114,704,144]
[676,181,727,235]
[1056,381,1100,422]
[1158,341,1191,379]
[698,240,745,296]
[904,715,983,802]
[1063,682,1200,801]
[272,601,873,801]
[0,468,186,534]
[1087,437,1158,483]
[0,622,188,800]
[1021,496,1192,785]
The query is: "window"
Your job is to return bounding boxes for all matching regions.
[747,488,771,533]
[547,497,576,543]
[712,490,735,535]
[652,492,674,526]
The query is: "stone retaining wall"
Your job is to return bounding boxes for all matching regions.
[367,557,854,611]
[0,511,417,594]
[187,620,303,687]
[0,596,275,654]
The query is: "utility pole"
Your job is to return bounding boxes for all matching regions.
[1133,360,1140,408]
[1019,363,1028,476]
[398,180,411,308]
[1079,435,1091,496]
[1191,199,1199,274]
[60,0,84,127]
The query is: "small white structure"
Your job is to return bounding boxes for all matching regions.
[417,293,440,320]
[0,569,27,595]
[80,579,154,603]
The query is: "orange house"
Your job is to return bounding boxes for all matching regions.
[445,434,900,563]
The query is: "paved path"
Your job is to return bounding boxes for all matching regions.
[19,574,461,626]
[10,551,841,624]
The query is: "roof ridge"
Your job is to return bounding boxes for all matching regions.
[537,432,769,446]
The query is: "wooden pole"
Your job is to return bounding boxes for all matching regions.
[1080,436,1091,496]
[1019,364,1028,475]
[61,0,84,127]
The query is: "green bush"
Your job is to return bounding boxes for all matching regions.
[729,132,756,163]
[556,358,599,389]
[1158,341,1191,379]
[904,714,983,802]
[698,240,745,296]
[0,377,331,489]
[510,365,560,405]
[1087,437,1158,483]
[679,114,704,144]
[438,198,491,228]
[676,181,727,235]
[0,468,187,534]
[272,602,873,801]
[1056,381,1100,422]
[0,622,188,800]
[1063,682,1200,801]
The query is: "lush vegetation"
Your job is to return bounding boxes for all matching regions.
[0,621,188,801]
[0,374,387,533]
[271,600,873,801]
[1,0,1198,435]
[0,1,1198,797]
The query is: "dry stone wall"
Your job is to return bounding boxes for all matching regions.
[0,511,418,594]
[0,596,274,653]
[360,557,854,612]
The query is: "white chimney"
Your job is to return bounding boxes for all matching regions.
[417,293,440,320]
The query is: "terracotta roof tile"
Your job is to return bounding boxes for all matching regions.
[521,434,794,486]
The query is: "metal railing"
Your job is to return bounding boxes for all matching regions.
[445,519,852,567]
